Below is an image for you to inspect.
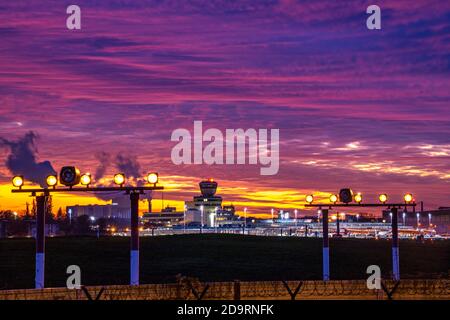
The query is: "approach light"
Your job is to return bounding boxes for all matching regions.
[330,194,338,204]
[59,166,81,187]
[46,175,58,187]
[12,175,24,188]
[80,173,92,186]
[146,172,158,185]
[379,194,388,204]
[404,193,413,203]
[114,173,126,186]
[306,195,314,204]
[354,193,362,203]
[339,188,354,204]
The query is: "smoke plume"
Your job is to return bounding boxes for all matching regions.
[0,131,56,187]
[115,154,141,178]
[94,151,111,180]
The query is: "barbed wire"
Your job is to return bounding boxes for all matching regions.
[0,279,448,300]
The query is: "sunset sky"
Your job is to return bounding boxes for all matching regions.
[0,1,449,216]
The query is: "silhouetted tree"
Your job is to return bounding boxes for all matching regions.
[31,199,36,218]
[0,210,13,220]
[25,202,30,218]
[56,207,64,220]
[45,196,54,222]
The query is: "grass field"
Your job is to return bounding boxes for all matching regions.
[0,234,448,289]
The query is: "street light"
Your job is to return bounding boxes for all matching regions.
[46,175,58,188]
[330,194,338,204]
[146,172,158,185]
[183,204,187,233]
[244,207,247,234]
[416,213,420,228]
[402,212,406,225]
[404,193,413,203]
[379,194,388,204]
[306,195,314,204]
[354,193,362,204]
[214,206,218,232]
[12,176,24,188]
[200,205,204,234]
[113,173,126,186]
[428,213,432,227]
[80,173,92,186]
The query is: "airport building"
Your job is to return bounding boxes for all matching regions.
[382,207,450,234]
[66,179,238,228]
[66,196,131,220]
[185,179,223,227]
[141,179,238,227]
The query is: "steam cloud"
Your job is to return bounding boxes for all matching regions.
[94,151,111,179]
[115,154,141,178]
[93,153,152,201]
[0,131,56,187]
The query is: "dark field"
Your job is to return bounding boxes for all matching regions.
[0,234,448,289]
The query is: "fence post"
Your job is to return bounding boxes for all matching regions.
[234,280,241,300]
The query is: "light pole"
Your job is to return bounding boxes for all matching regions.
[322,209,330,281]
[391,207,400,281]
[428,213,432,227]
[416,213,420,228]
[35,194,46,289]
[183,205,187,233]
[90,216,99,239]
[130,191,140,286]
[336,212,340,237]
[200,205,204,234]
[244,207,247,235]
[214,206,218,233]
[294,209,298,227]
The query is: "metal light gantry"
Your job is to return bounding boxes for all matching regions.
[11,172,163,289]
[305,201,417,282]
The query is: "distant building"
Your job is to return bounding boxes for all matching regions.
[66,197,131,220]
[382,207,450,234]
[141,212,184,227]
[186,179,223,227]
[142,179,237,227]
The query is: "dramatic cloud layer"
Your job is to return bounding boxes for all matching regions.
[0,0,448,214]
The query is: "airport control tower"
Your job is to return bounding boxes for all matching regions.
[190,179,223,227]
